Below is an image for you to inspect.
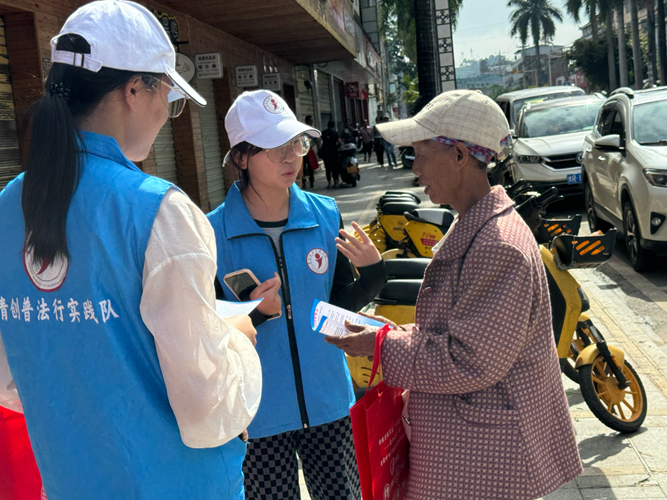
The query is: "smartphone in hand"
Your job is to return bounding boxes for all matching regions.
[223,269,260,301]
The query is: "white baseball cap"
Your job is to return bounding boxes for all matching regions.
[377,90,509,153]
[50,0,206,107]
[225,90,320,149]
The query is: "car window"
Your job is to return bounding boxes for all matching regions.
[610,107,625,137]
[498,101,511,124]
[518,101,603,138]
[598,107,616,136]
[511,90,584,123]
[633,100,667,145]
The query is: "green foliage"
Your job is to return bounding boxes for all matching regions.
[567,27,643,91]
[508,0,564,47]
[401,74,420,114]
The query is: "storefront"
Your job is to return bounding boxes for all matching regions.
[0,16,20,191]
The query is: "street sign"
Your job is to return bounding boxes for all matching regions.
[195,53,222,79]
[262,73,281,91]
[236,65,258,87]
[176,53,195,83]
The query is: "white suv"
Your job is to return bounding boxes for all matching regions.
[582,87,667,271]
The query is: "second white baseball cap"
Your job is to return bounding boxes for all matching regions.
[50,0,206,107]
[225,90,321,149]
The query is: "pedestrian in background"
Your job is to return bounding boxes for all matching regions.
[382,116,399,169]
[319,120,341,188]
[372,119,385,166]
[0,2,262,499]
[209,90,387,500]
[301,115,317,189]
[359,120,373,162]
[327,90,582,500]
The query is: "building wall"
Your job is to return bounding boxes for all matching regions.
[0,0,297,211]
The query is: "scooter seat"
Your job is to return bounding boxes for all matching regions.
[379,195,419,207]
[408,208,456,234]
[374,279,422,305]
[383,191,421,204]
[381,201,419,215]
[384,259,430,280]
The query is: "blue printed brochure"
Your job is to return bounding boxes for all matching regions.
[311,300,386,338]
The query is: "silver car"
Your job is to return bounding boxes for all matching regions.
[511,95,605,196]
[582,86,667,272]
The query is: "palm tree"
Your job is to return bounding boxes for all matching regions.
[659,0,666,84]
[616,2,629,86]
[598,0,618,89]
[414,0,439,103]
[629,0,643,88]
[645,0,657,85]
[565,0,598,39]
[508,0,564,85]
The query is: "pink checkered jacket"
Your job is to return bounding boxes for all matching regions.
[382,186,582,500]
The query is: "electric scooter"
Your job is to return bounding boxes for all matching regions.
[338,143,360,187]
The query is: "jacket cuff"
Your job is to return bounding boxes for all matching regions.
[381,326,419,390]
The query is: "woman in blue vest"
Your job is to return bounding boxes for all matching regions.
[0,2,262,499]
[208,90,386,500]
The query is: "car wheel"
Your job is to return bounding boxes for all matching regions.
[584,182,610,233]
[623,200,653,272]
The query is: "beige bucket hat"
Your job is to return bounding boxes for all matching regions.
[376,90,510,153]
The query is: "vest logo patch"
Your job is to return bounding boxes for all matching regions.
[23,246,68,292]
[306,248,328,275]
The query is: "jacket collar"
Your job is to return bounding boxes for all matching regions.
[223,182,320,239]
[436,185,514,261]
[79,130,142,173]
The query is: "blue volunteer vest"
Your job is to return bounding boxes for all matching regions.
[207,183,354,438]
[0,132,246,500]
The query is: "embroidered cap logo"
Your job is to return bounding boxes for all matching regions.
[263,95,284,114]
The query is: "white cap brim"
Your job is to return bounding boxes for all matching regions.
[376,118,439,147]
[243,120,321,149]
[167,70,207,107]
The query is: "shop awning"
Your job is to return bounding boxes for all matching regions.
[157,0,358,65]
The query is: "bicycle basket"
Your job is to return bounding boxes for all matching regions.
[551,229,617,270]
[536,214,583,244]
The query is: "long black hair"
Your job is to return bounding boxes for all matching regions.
[22,34,160,266]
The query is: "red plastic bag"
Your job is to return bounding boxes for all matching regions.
[306,149,319,170]
[0,407,44,500]
[350,325,409,500]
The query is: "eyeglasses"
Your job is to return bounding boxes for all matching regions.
[265,135,311,163]
[144,76,188,118]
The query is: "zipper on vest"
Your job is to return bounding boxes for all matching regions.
[273,235,310,429]
[230,230,313,429]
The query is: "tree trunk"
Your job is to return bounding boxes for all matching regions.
[590,1,599,39]
[414,0,440,107]
[535,42,543,86]
[617,6,629,86]
[630,0,643,89]
[522,44,527,89]
[646,0,657,85]
[607,8,618,90]
[658,0,666,84]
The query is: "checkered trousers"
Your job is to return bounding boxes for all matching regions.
[243,416,360,500]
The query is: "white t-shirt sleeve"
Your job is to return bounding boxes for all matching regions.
[140,188,262,448]
[0,330,23,414]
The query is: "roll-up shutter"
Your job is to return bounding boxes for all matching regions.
[0,17,21,191]
[196,78,224,210]
[317,71,331,113]
[153,119,178,184]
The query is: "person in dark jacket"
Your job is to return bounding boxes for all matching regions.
[319,120,342,188]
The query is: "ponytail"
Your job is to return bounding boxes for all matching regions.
[21,34,159,266]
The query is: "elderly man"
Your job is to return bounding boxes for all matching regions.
[326,90,582,500]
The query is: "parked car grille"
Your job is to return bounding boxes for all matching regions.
[542,154,581,169]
